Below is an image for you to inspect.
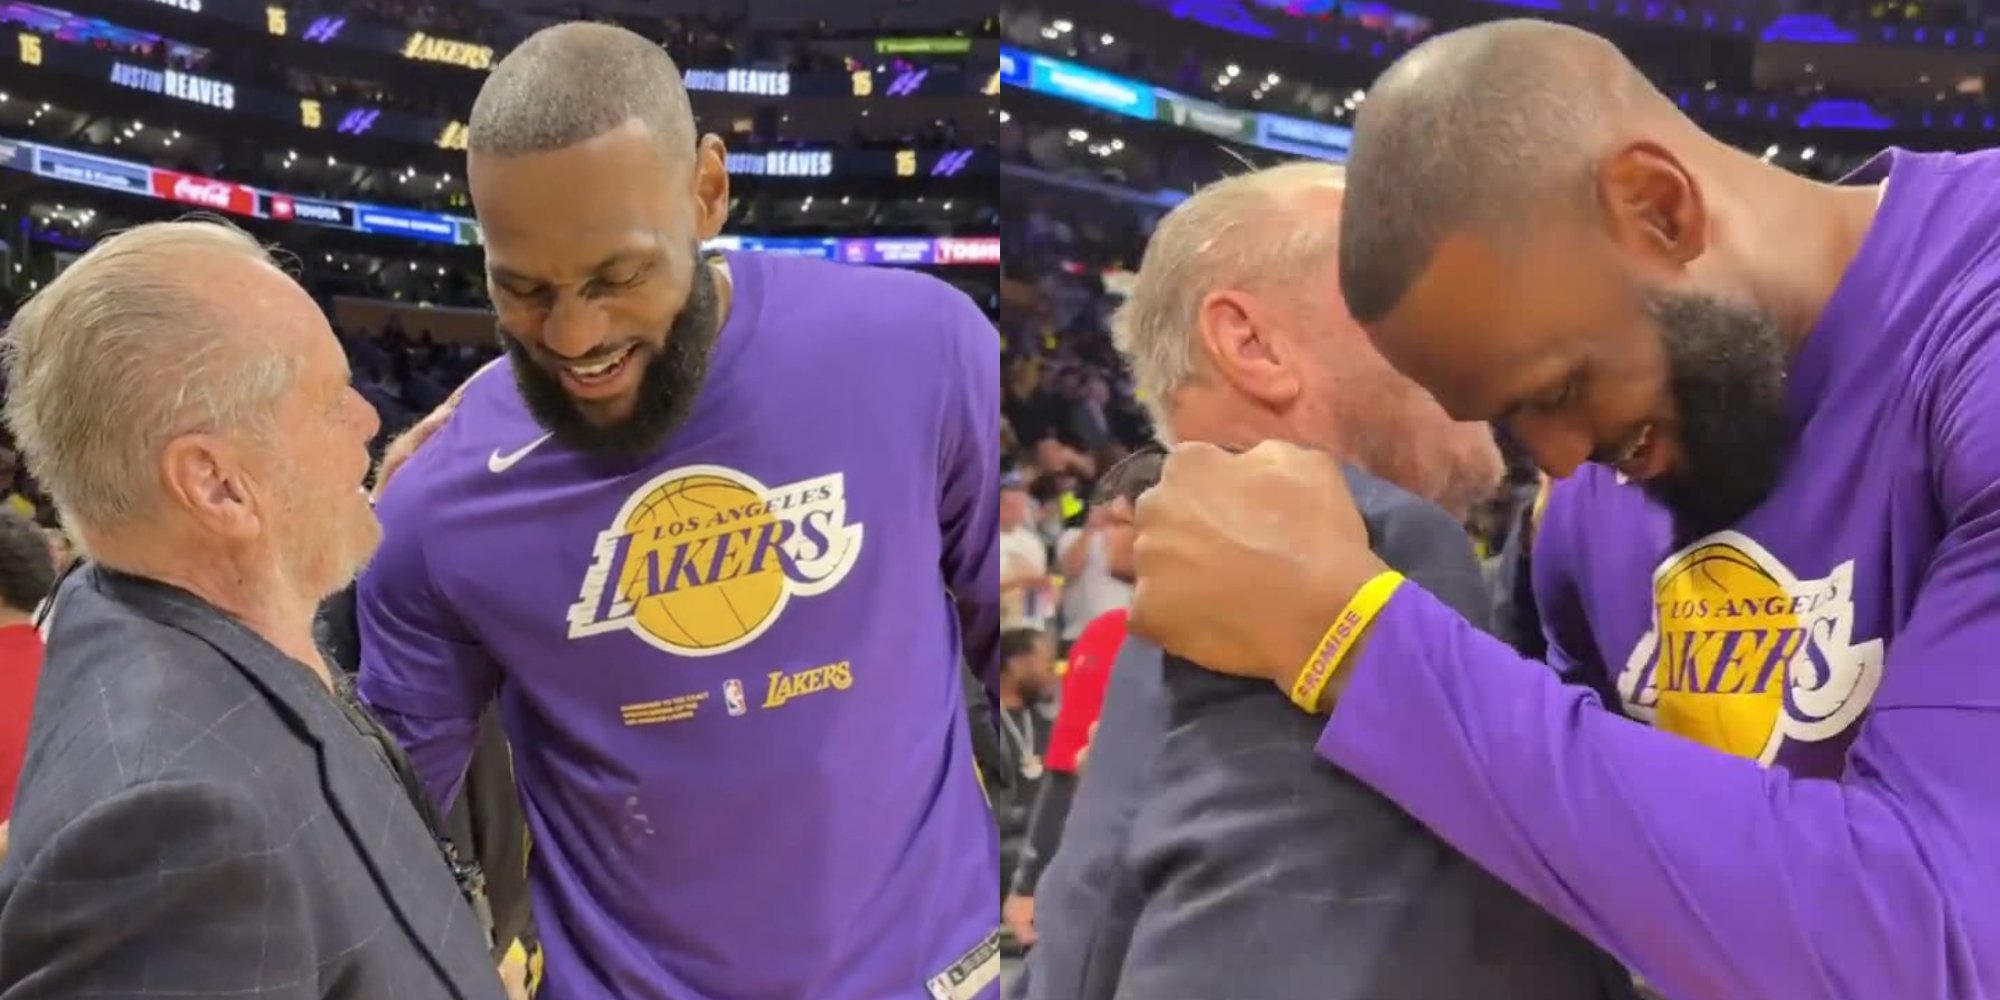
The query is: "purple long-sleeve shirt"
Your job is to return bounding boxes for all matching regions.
[1317,147,2000,1000]
[356,250,1001,1000]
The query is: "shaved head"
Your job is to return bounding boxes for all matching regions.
[1337,19,1819,543]
[465,22,732,463]
[1338,19,1673,324]
[469,21,697,157]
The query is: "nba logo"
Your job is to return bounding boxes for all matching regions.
[723,679,747,716]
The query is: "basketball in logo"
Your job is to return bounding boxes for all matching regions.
[1621,532,1882,766]
[567,464,866,657]
[1647,544,1791,760]
[618,473,787,652]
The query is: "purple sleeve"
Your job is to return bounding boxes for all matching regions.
[1529,479,1615,695]
[1315,335,2000,999]
[936,290,1002,696]
[355,481,501,813]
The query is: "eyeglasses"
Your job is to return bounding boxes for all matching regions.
[1093,444,1165,504]
[1093,441,1257,505]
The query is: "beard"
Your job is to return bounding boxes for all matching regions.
[1641,291,1793,546]
[501,249,724,461]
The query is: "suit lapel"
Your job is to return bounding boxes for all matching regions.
[93,568,484,998]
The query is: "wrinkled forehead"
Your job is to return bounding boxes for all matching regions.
[1370,229,1630,419]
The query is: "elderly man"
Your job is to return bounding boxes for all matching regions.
[0,220,505,999]
[1021,162,1629,1000]
[1130,20,2000,1000]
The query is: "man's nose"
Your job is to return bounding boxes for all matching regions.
[541,295,613,360]
[1509,417,1595,480]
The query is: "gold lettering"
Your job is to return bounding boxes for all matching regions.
[265,5,287,35]
[402,32,494,70]
[896,150,917,177]
[299,98,322,129]
[435,120,470,151]
[761,661,854,709]
[17,33,41,67]
[851,70,873,97]
[618,691,710,726]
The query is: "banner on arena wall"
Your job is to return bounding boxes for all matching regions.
[11,28,992,160]
[1023,52,1156,118]
[267,193,355,227]
[51,0,992,96]
[151,168,258,215]
[1254,114,1353,159]
[397,30,492,69]
[31,146,153,195]
[2,136,998,262]
[1156,92,1257,142]
[876,37,971,54]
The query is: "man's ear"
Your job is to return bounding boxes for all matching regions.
[692,134,731,240]
[1195,289,1300,410]
[159,433,264,542]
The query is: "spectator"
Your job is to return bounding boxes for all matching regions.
[1000,474,1056,631]
[0,509,54,826]
[1055,501,1132,651]
[994,627,1058,944]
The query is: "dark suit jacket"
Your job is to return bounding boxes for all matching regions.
[0,566,505,999]
[317,583,533,959]
[1023,468,1630,1000]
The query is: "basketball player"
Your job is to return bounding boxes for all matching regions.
[1125,20,2000,1000]
[356,23,1000,1000]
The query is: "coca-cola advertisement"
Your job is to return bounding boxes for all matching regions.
[149,169,255,216]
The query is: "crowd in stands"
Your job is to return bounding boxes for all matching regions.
[341,320,498,460]
[0,279,495,507]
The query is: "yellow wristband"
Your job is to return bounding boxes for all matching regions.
[1289,570,1406,712]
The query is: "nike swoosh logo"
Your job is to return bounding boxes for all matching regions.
[488,433,554,473]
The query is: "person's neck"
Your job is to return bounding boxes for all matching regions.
[1169,395,1338,457]
[0,606,34,630]
[93,533,332,691]
[708,256,737,333]
[999,683,1025,711]
[1729,157,1885,358]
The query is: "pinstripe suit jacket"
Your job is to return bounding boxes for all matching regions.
[0,565,504,999]
[1023,468,1631,1000]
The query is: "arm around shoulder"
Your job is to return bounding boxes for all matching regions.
[355,480,501,810]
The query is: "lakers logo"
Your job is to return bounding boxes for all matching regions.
[1618,532,1882,764]
[565,465,864,656]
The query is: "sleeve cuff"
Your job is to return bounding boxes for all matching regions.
[1313,584,1455,778]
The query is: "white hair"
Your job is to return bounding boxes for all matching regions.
[1113,161,1348,441]
[2,218,300,535]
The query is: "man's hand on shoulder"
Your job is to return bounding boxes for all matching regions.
[1127,441,1390,703]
